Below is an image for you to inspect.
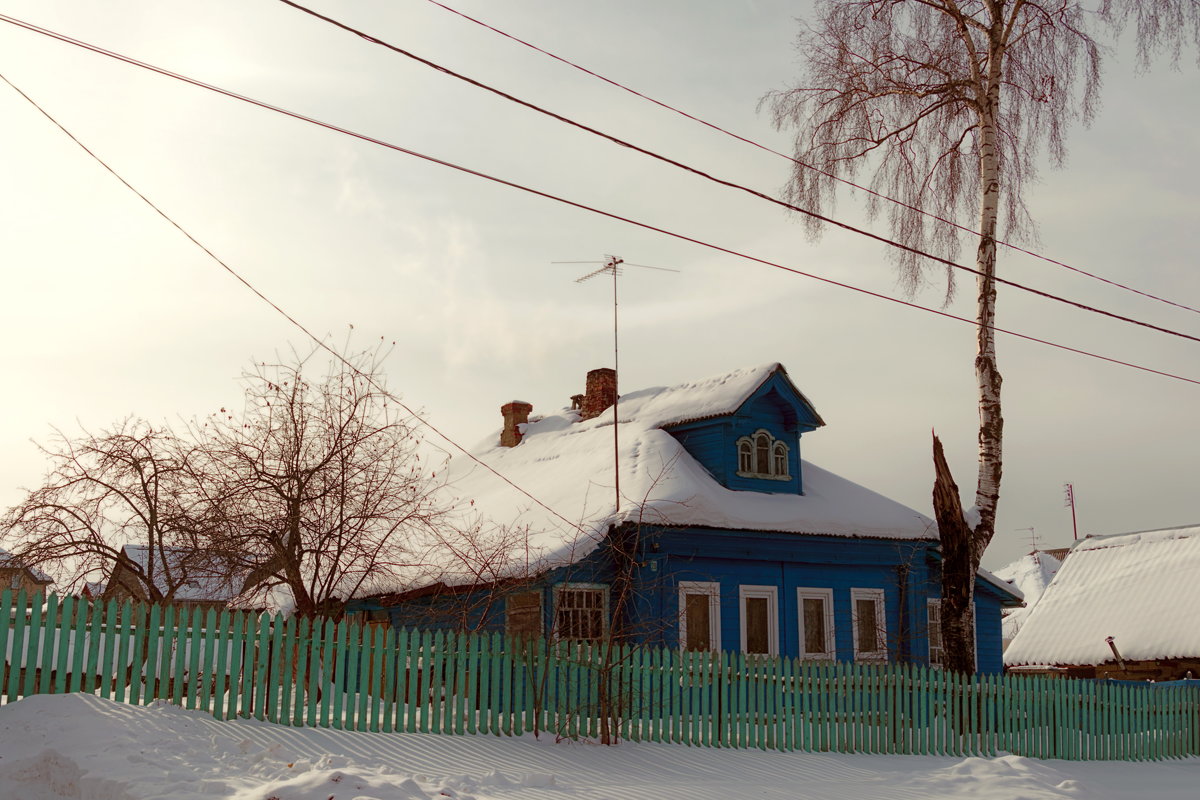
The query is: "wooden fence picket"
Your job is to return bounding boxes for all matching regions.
[5,592,1200,762]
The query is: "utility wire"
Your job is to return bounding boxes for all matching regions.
[422,0,1200,318]
[1,15,1198,388]
[0,69,595,541]
[275,0,1200,346]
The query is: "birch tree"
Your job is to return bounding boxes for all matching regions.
[764,0,1198,672]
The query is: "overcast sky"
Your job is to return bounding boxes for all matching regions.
[1,0,1196,571]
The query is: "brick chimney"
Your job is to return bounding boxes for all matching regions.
[499,401,533,447]
[580,368,617,421]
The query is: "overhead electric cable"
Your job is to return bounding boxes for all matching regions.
[1,15,1198,388]
[0,69,594,541]
[273,0,1200,346]
[421,0,1200,318]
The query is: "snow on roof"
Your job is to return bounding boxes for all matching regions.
[118,545,244,602]
[0,547,52,584]
[993,550,1062,640]
[439,363,935,584]
[1004,524,1200,667]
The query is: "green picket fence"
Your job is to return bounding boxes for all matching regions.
[3,590,1198,760]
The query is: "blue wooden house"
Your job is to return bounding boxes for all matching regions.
[353,363,1020,673]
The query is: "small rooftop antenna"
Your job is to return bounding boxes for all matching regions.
[552,255,679,511]
[1063,483,1079,540]
[1016,526,1039,555]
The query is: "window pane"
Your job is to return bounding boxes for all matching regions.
[745,596,769,654]
[928,603,943,665]
[803,597,827,654]
[755,437,770,474]
[738,442,752,472]
[557,589,605,641]
[773,444,787,476]
[684,592,711,651]
[855,598,879,653]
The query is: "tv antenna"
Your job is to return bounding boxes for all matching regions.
[552,255,679,510]
[1063,483,1079,540]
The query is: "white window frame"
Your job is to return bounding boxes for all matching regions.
[678,581,721,652]
[738,585,779,656]
[796,587,836,660]
[552,583,609,642]
[850,588,887,662]
[734,429,790,481]
[927,598,977,670]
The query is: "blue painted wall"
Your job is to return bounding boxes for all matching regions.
[664,369,821,496]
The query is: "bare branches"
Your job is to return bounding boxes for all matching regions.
[763,0,1102,298]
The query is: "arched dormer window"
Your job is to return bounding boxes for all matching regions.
[736,430,790,481]
[755,432,770,474]
[737,440,753,473]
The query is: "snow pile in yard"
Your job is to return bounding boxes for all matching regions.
[439,363,935,581]
[1005,525,1200,667]
[3,694,1200,800]
[993,550,1063,640]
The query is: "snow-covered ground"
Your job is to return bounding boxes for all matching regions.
[0,694,1198,799]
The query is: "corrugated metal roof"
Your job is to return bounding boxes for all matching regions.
[1004,525,1200,667]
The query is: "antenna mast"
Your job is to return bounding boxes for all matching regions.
[555,255,679,513]
[1063,483,1079,540]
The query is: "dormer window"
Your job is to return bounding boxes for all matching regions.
[736,430,790,480]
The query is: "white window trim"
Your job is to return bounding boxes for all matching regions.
[796,587,836,660]
[734,429,791,481]
[850,588,888,662]
[678,581,721,652]
[552,582,609,641]
[927,598,977,670]
[738,585,779,656]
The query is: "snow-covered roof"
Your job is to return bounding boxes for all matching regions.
[993,550,1062,640]
[1004,524,1200,667]
[117,545,244,602]
[439,363,935,583]
[0,547,53,585]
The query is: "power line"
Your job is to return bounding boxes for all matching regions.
[273,0,1200,347]
[2,15,1198,388]
[421,0,1200,318]
[0,69,595,543]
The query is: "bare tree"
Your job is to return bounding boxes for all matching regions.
[189,344,452,617]
[2,419,206,600]
[764,1,1197,672]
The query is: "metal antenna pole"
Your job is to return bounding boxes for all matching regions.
[609,255,621,514]
[552,255,679,515]
[1064,483,1079,540]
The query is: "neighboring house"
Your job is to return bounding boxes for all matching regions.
[104,545,245,612]
[352,363,1021,673]
[1004,524,1200,680]
[0,548,53,596]
[993,549,1064,647]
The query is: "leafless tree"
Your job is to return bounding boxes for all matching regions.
[189,344,452,617]
[763,1,1197,672]
[2,419,208,600]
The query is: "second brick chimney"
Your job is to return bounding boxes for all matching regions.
[580,368,617,421]
[499,401,533,447]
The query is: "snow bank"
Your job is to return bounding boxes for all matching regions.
[2,694,1200,799]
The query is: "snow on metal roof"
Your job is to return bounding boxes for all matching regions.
[0,547,53,585]
[1004,524,1200,667]
[118,545,244,602]
[993,550,1062,640]
[441,363,935,582]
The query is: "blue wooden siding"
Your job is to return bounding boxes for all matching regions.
[664,370,822,496]
[353,524,1012,676]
